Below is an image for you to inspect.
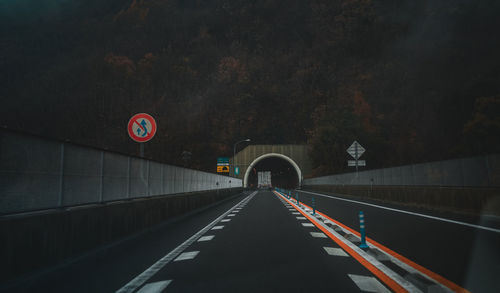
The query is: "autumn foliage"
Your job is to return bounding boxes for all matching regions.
[1,0,499,174]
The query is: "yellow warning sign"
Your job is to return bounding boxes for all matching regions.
[217,165,230,173]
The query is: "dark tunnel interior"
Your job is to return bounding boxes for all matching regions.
[246,157,299,189]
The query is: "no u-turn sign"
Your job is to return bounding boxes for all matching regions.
[128,113,157,142]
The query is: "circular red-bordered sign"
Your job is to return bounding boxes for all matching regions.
[127,113,157,142]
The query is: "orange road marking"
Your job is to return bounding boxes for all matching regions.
[274,191,407,293]
[274,191,471,293]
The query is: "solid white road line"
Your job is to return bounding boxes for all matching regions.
[301,223,315,227]
[174,251,199,261]
[211,225,224,230]
[136,280,172,293]
[348,274,391,293]
[198,235,215,242]
[115,191,258,293]
[300,190,500,233]
[323,247,349,257]
[275,190,421,292]
[310,232,328,238]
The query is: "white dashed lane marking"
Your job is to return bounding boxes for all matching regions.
[323,247,349,257]
[227,214,236,217]
[296,216,307,220]
[136,280,172,293]
[211,226,224,230]
[115,192,258,293]
[310,232,328,238]
[348,274,391,293]
[301,223,314,227]
[292,212,301,215]
[197,235,215,242]
[174,251,199,262]
[220,219,231,222]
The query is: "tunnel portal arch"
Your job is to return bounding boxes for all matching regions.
[243,153,302,188]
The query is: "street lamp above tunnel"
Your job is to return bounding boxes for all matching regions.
[233,139,251,176]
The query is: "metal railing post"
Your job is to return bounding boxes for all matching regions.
[146,160,150,196]
[127,157,131,199]
[58,143,65,207]
[99,151,104,203]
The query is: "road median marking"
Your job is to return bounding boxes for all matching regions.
[274,190,470,293]
[311,207,468,293]
[348,274,391,293]
[274,190,415,293]
[310,232,328,238]
[323,247,349,257]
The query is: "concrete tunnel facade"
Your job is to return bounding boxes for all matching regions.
[230,145,313,188]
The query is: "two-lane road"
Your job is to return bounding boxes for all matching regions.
[3,189,499,292]
[4,190,394,293]
[133,190,389,292]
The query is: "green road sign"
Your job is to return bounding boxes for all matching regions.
[234,166,240,175]
[217,157,230,164]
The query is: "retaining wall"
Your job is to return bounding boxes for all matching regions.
[303,154,500,215]
[303,185,500,216]
[0,188,243,283]
[0,129,242,215]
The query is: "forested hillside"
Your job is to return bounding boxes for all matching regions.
[1,0,499,175]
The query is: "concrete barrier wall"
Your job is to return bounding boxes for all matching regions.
[303,155,500,215]
[304,154,500,187]
[0,130,242,215]
[303,185,500,216]
[0,188,243,283]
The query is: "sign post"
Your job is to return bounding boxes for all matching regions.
[346,141,366,175]
[128,113,157,157]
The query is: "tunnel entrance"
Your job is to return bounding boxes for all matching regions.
[244,154,301,189]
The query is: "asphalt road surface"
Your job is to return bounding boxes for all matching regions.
[3,189,499,292]
[295,189,500,293]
